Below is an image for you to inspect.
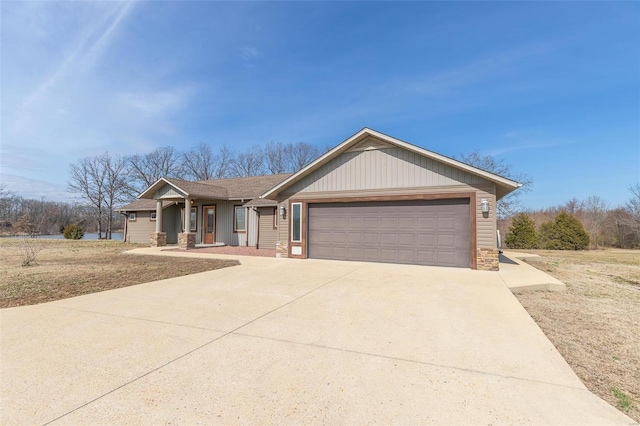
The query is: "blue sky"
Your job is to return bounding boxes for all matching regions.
[1,1,638,209]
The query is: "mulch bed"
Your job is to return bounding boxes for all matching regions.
[164,246,277,258]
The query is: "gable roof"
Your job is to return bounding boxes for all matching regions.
[201,174,292,199]
[137,174,292,201]
[116,199,178,212]
[261,128,522,200]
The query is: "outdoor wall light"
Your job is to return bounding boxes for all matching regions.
[280,205,286,217]
[481,198,490,213]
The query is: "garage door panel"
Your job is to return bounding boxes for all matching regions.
[332,233,347,244]
[347,232,363,244]
[417,250,437,264]
[379,249,398,262]
[398,233,416,248]
[398,217,416,230]
[363,233,379,244]
[380,232,398,245]
[417,217,437,229]
[313,232,333,244]
[363,218,379,228]
[346,247,363,259]
[308,199,470,267]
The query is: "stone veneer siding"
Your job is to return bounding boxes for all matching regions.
[476,247,499,271]
[150,232,166,247]
[276,241,288,258]
[178,232,196,249]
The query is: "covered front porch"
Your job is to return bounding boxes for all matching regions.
[139,178,254,250]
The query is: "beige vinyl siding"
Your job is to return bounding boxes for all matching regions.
[126,211,157,244]
[257,207,277,249]
[283,147,490,195]
[277,201,289,247]
[247,207,258,247]
[474,185,497,248]
[212,200,248,246]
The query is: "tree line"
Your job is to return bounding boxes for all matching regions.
[0,185,111,237]
[65,141,326,239]
[500,185,640,250]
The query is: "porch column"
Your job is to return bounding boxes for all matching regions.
[179,198,195,249]
[155,200,162,232]
[150,199,166,247]
[184,198,191,232]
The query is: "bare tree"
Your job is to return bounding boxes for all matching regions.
[264,142,289,174]
[231,146,266,177]
[264,141,321,174]
[456,151,533,218]
[625,183,640,245]
[582,195,609,248]
[182,143,233,180]
[128,146,182,193]
[101,153,130,239]
[69,156,107,238]
[287,142,320,172]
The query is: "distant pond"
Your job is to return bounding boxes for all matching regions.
[36,233,124,240]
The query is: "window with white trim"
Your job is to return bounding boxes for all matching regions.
[190,207,197,232]
[150,212,157,221]
[234,205,246,232]
[128,213,136,221]
[291,203,301,242]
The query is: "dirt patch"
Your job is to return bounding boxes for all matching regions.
[0,238,239,308]
[516,249,640,421]
[165,245,276,258]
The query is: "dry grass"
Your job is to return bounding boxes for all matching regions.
[516,249,640,421]
[0,238,239,308]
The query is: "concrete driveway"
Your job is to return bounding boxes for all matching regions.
[1,251,634,425]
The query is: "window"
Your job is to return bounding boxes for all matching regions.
[234,205,246,232]
[273,207,278,229]
[128,213,136,221]
[150,212,157,221]
[291,203,301,242]
[190,207,197,232]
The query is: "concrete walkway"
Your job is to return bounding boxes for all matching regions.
[1,249,635,425]
[498,251,567,293]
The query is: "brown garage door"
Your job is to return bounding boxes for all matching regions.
[308,199,470,267]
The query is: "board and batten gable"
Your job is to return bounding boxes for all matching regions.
[277,144,497,252]
[154,184,186,199]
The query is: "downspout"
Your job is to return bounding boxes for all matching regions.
[245,206,249,246]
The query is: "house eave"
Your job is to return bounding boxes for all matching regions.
[261,127,522,199]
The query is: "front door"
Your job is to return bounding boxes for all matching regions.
[203,206,216,244]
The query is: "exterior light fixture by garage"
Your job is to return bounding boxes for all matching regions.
[481,198,490,213]
[280,205,286,217]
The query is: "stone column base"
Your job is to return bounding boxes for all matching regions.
[150,232,166,247]
[477,247,499,271]
[179,232,196,249]
[276,241,288,258]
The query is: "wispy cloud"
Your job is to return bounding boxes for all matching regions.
[115,86,196,119]
[483,128,575,156]
[13,1,135,133]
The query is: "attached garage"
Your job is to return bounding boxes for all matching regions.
[261,128,522,271]
[308,199,470,267]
